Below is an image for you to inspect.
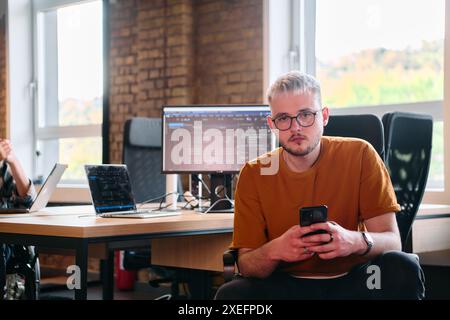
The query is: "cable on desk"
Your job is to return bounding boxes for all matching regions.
[191,174,212,196]
[201,198,234,214]
[137,192,180,208]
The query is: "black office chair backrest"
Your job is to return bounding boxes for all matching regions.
[123,117,165,203]
[323,114,385,159]
[382,112,433,252]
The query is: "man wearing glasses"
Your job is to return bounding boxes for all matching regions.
[215,71,424,300]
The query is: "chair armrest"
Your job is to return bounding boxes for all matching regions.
[223,249,238,282]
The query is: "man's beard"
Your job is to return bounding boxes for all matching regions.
[280,134,321,157]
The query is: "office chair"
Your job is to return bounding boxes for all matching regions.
[1,244,40,300]
[382,112,433,253]
[121,117,183,295]
[223,113,386,282]
[324,114,385,159]
[123,117,166,203]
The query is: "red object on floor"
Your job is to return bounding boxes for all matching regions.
[115,251,136,291]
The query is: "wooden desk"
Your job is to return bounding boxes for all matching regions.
[414,204,450,266]
[0,206,233,300]
[416,204,450,220]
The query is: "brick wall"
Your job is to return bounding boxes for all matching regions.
[193,0,263,104]
[109,0,195,163]
[108,0,264,163]
[0,16,7,138]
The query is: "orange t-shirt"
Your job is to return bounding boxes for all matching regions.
[231,136,401,277]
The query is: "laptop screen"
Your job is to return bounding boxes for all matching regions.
[85,165,137,214]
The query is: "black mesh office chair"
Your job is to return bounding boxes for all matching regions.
[223,114,385,281]
[121,117,174,286]
[382,112,433,253]
[324,114,385,159]
[123,117,166,203]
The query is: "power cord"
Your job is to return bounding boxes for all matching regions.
[214,185,232,202]
[137,192,180,208]
[191,174,211,196]
[156,192,181,211]
[155,202,179,211]
[182,193,200,209]
[201,198,234,214]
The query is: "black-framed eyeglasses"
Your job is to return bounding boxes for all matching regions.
[271,109,322,131]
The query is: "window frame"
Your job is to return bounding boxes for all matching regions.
[284,0,450,204]
[31,0,103,185]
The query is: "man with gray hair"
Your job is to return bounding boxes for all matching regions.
[215,71,424,300]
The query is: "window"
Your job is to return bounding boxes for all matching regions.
[316,0,444,108]
[33,0,103,184]
[280,0,449,202]
[315,0,444,190]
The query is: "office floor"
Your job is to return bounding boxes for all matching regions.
[38,269,221,300]
[422,265,450,300]
[39,278,174,300]
[36,262,224,300]
[38,266,450,300]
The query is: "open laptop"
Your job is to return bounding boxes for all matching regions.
[84,164,180,219]
[0,163,67,214]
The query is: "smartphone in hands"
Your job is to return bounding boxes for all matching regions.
[299,205,328,237]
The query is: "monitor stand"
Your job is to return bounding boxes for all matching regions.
[165,174,180,211]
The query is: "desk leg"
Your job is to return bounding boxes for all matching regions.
[75,240,88,300]
[0,245,5,300]
[101,250,115,300]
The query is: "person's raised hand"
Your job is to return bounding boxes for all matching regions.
[0,139,14,163]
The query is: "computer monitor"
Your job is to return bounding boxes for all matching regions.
[162,105,274,210]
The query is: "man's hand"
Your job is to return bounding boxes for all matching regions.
[0,139,15,163]
[302,222,363,260]
[237,224,325,278]
[269,225,326,263]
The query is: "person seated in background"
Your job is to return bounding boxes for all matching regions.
[0,138,36,296]
[215,71,425,300]
[0,139,36,209]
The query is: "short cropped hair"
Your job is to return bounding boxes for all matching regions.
[267,71,322,106]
